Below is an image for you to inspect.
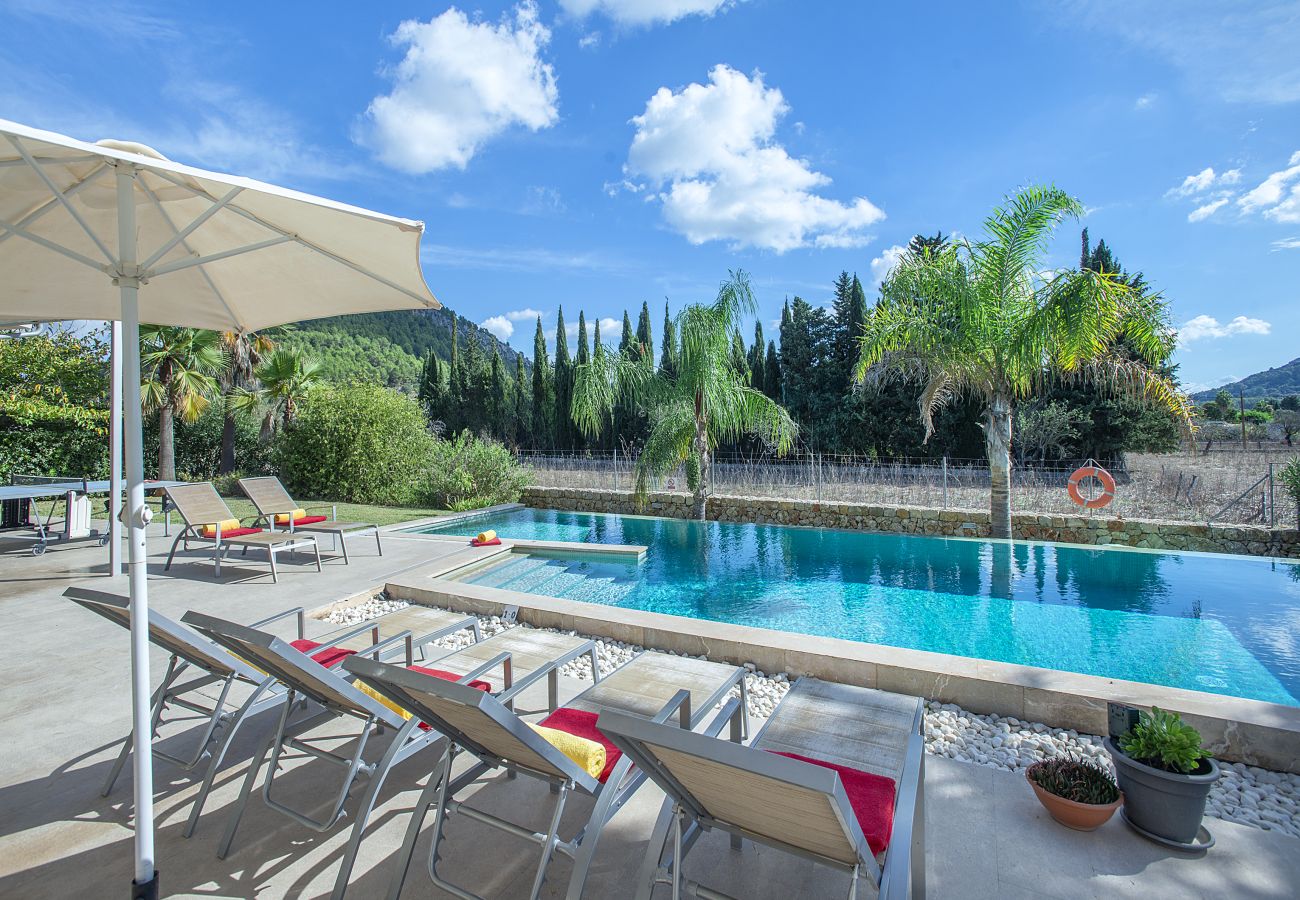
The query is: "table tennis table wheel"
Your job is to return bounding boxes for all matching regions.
[32,544,46,556]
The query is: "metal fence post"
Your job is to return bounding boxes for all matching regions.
[1269,462,1275,527]
[942,457,949,509]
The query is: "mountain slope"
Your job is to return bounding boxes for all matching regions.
[1191,357,1300,401]
[283,308,528,389]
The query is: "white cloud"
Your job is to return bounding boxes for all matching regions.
[559,0,740,27]
[1237,151,1300,214]
[361,2,558,173]
[480,315,514,341]
[1167,166,1240,198]
[869,244,906,286]
[622,65,884,252]
[578,31,601,48]
[1134,92,1157,110]
[505,308,545,322]
[1178,314,1272,345]
[1271,237,1300,251]
[1187,197,1229,222]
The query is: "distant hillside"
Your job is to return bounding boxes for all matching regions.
[1191,357,1300,402]
[283,308,528,391]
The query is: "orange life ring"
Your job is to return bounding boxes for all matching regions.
[1067,465,1116,509]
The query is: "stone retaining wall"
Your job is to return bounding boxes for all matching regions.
[522,485,1300,558]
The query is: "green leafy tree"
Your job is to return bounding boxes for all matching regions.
[532,316,552,447]
[229,347,322,443]
[572,271,798,519]
[140,326,225,481]
[857,186,1191,538]
[218,327,280,474]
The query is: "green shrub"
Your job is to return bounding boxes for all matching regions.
[1027,755,1118,804]
[425,431,530,511]
[1119,707,1209,774]
[144,407,270,482]
[275,383,436,506]
[1279,457,1300,530]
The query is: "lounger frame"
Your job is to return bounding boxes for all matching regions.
[238,475,382,563]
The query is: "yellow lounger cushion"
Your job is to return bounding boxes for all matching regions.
[275,508,308,525]
[200,518,242,538]
[528,723,607,780]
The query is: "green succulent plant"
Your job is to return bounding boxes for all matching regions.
[1118,707,1209,774]
[1027,755,1119,805]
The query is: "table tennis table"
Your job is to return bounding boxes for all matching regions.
[0,476,184,555]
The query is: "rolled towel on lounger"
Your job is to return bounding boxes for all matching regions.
[470,530,501,547]
[528,722,607,780]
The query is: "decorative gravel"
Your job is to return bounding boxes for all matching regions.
[325,596,1300,839]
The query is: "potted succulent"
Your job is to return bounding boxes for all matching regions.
[1025,755,1122,830]
[1105,707,1220,849]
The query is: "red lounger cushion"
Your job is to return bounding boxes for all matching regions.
[288,515,328,526]
[409,665,492,693]
[210,526,263,539]
[769,751,896,855]
[537,707,622,782]
[290,638,357,669]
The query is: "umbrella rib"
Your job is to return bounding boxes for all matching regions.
[0,153,104,168]
[147,234,295,277]
[140,186,243,271]
[3,134,117,266]
[0,215,108,273]
[136,179,245,329]
[148,168,436,308]
[0,161,108,250]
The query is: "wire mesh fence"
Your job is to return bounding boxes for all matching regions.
[517,447,1300,527]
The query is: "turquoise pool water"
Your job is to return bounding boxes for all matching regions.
[417,508,1300,706]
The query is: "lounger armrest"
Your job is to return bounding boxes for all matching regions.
[363,630,415,664]
[701,697,742,739]
[248,606,306,639]
[466,651,515,695]
[650,688,693,729]
[309,622,387,658]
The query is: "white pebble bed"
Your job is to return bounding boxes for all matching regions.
[326,597,1300,840]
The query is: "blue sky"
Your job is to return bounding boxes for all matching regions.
[3,0,1299,392]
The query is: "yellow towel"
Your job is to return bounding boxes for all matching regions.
[528,723,606,780]
[475,529,497,543]
[200,517,242,538]
[274,508,308,525]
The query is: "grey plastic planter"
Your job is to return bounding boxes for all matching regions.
[1104,737,1220,848]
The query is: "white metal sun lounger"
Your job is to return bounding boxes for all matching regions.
[345,649,748,900]
[598,677,926,900]
[60,586,443,838]
[238,475,382,563]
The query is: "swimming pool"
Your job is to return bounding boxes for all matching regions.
[416,507,1300,706]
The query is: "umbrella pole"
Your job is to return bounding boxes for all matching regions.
[117,163,157,898]
[109,320,122,576]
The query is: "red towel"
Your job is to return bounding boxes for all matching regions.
[537,707,623,782]
[768,751,896,855]
[470,537,502,547]
[290,638,356,669]
[409,665,492,693]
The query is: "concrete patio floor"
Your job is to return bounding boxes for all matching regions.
[1,520,1298,898]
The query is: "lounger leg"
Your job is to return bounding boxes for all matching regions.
[184,684,281,838]
[164,529,187,571]
[102,659,178,796]
[912,754,926,900]
[526,780,571,900]
[340,532,349,564]
[375,528,382,556]
[848,864,860,900]
[217,696,295,860]
[671,805,684,900]
[386,748,451,900]
[313,538,322,572]
[424,753,463,897]
[634,798,677,900]
[563,760,631,900]
[729,703,744,851]
[268,548,278,583]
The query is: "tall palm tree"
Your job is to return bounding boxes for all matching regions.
[140,326,225,480]
[228,347,322,440]
[218,327,282,473]
[856,186,1191,539]
[573,271,798,519]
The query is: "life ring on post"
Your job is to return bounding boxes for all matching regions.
[1067,464,1116,510]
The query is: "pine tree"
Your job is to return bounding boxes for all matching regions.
[636,301,653,362]
[619,311,634,356]
[554,306,572,449]
[531,315,551,448]
[764,340,781,400]
[660,301,679,378]
[748,321,765,390]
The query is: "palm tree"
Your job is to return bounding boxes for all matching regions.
[228,347,322,440]
[218,327,282,473]
[856,186,1191,539]
[140,326,225,480]
[572,271,798,519]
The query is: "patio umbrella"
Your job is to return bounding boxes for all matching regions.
[0,118,439,898]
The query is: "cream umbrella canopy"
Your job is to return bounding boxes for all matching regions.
[0,118,439,898]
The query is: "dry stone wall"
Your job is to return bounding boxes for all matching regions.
[522,486,1300,558]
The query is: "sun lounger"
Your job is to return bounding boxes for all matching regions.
[238,475,381,563]
[345,648,748,900]
[164,482,321,582]
[60,587,462,838]
[598,676,926,900]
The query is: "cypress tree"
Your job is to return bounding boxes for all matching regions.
[636,300,653,362]
[764,340,781,400]
[619,311,634,356]
[730,329,748,378]
[461,332,484,434]
[532,315,551,448]
[576,311,590,367]
[489,345,506,439]
[660,301,679,378]
[554,306,571,449]
[748,321,765,390]
[448,318,466,433]
[513,355,528,446]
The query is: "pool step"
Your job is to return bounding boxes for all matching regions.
[466,553,636,606]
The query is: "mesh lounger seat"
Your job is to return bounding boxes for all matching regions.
[60,587,451,838]
[345,648,748,900]
[238,476,381,563]
[164,482,321,582]
[598,676,926,900]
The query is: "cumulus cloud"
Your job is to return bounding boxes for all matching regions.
[622,65,884,252]
[505,308,545,321]
[1177,314,1272,345]
[559,0,740,27]
[361,2,558,173]
[480,315,514,341]
[1187,198,1230,222]
[1236,150,1300,215]
[1167,166,1240,198]
[870,244,906,286]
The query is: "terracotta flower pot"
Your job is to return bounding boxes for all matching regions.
[1027,772,1123,831]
